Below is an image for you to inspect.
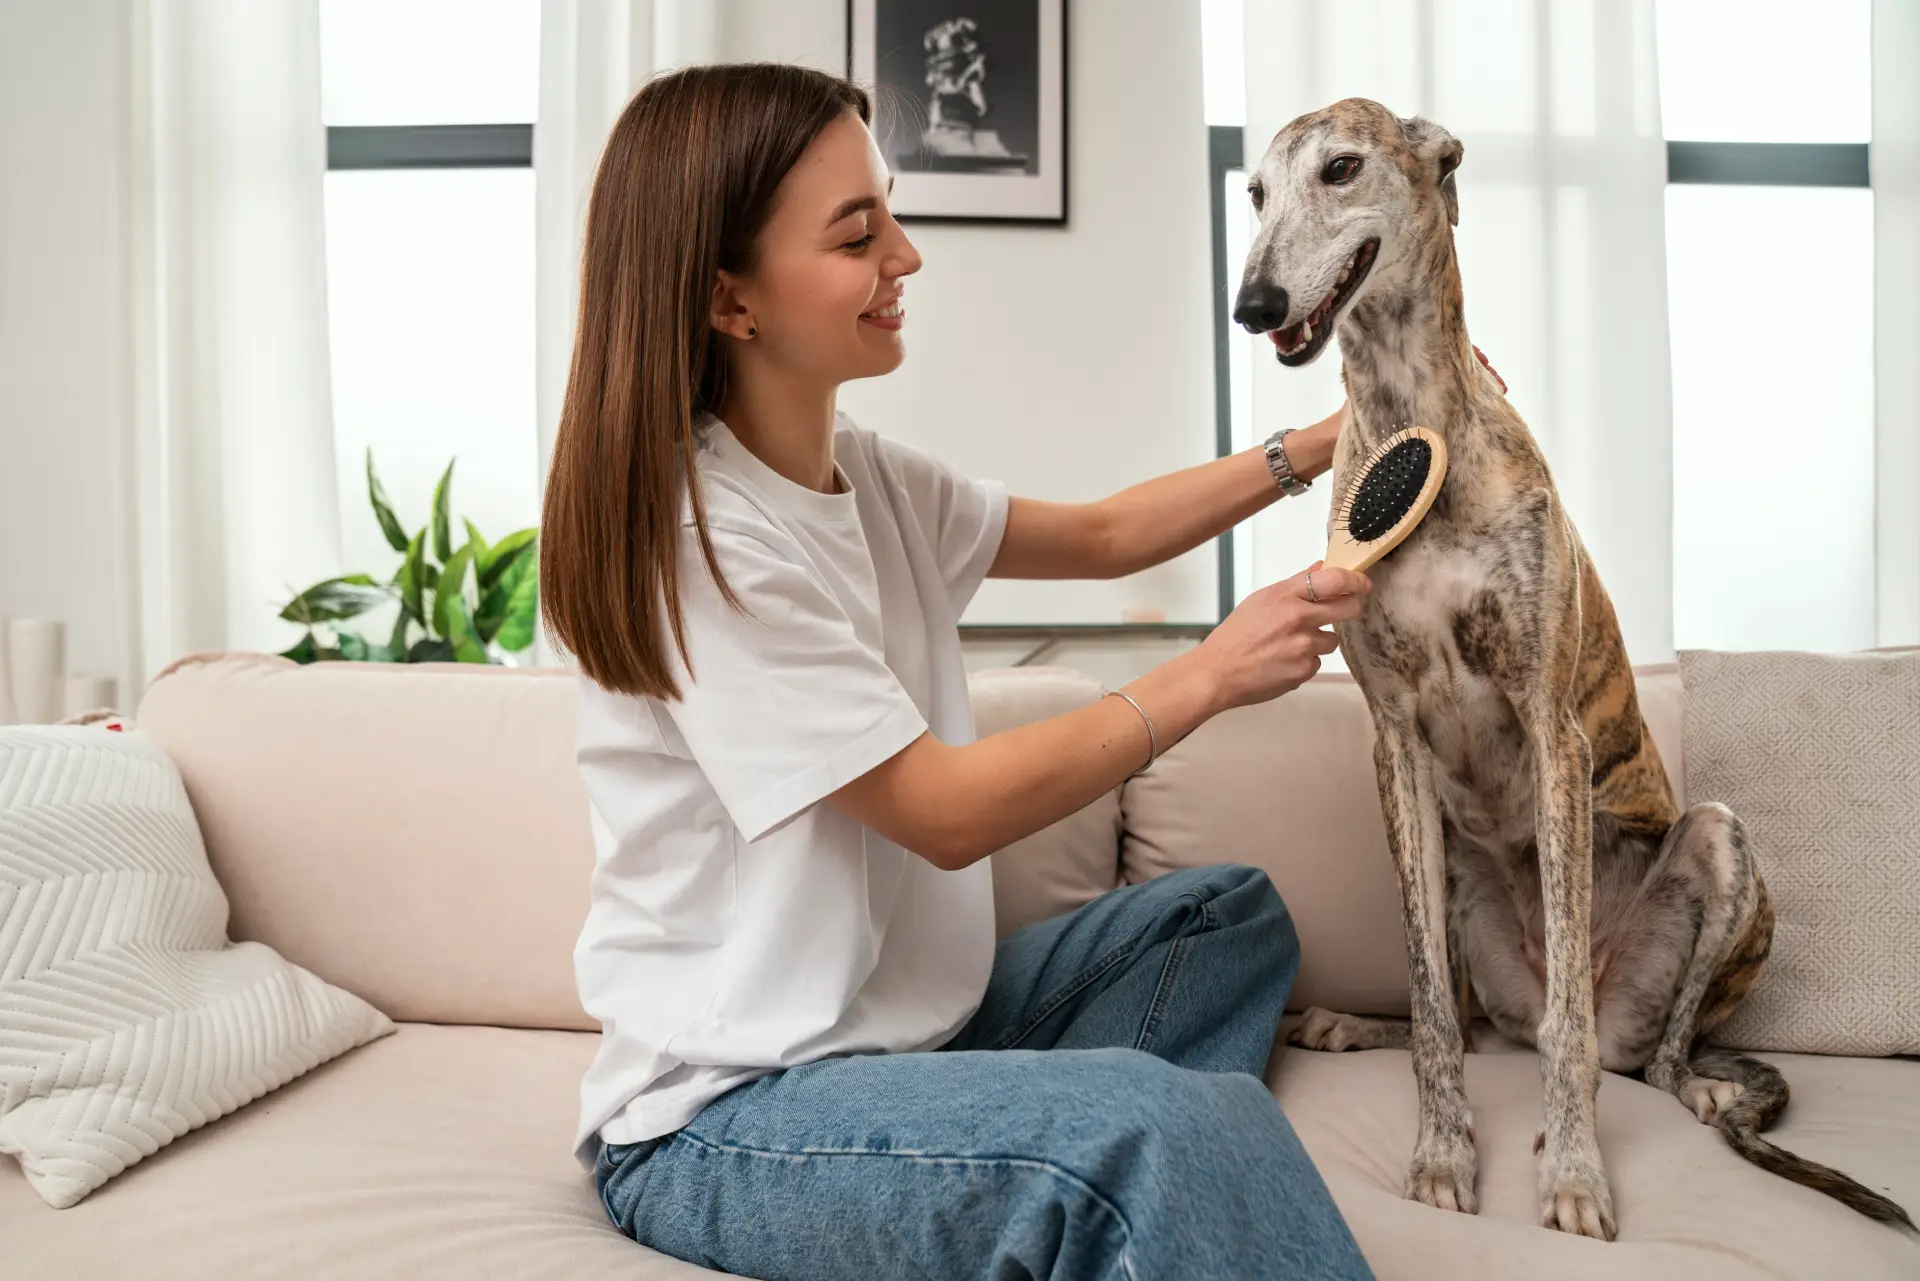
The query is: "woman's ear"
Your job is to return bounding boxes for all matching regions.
[1398,116,1464,226]
[709,271,756,341]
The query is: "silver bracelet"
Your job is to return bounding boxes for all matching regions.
[1106,690,1157,779]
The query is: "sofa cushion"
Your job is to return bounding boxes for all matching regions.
[1680,647,1920,1056]
[1122,669,1687,1016]
[969,666,1125,937]
[1276,1033,1919,1278]
[0,725,392,1209]
[8,1019,1911,1280]
[0,1023,716,1279]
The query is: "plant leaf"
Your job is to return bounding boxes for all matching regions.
[476,544,532,641]
[463,518,489,567]
[387,606,411,657]
[490,555,540,652]
[443,592,488,664]
[366,451,409,552]
[279,632,319,664]
[397,529,427,624]
[278,575,389,624]
[408,637,456,663]
[336,631,371,661]
[432,542,475,639]
[431,460,456,563]
[477,528,536,591]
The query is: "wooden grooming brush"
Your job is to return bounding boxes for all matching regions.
[1324,427,1449,572]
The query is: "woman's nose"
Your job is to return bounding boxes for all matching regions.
[890,229,923,277]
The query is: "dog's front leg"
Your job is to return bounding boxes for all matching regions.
[1528,705,1615,1240]
[1372,712,1476,1215]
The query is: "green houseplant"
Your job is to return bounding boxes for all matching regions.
[279,452,539,665]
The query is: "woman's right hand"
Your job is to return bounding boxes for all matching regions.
[1193,562,1371,712]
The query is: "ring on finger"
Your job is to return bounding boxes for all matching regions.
[1305,570,1320,603]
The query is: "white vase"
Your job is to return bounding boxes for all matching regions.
[7,619,67,725]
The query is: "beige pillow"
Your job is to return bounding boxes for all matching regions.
[1679,648,1920,1056]
[0,724,393,1208]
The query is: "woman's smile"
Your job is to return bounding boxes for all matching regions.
[859,295,906,330]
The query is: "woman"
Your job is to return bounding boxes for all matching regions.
[541,63,1375,1280]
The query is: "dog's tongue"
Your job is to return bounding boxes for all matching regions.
[1270,325,1302,351]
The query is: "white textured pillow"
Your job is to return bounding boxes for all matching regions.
[1680,648,1920,1056]
[0,725,394,1208]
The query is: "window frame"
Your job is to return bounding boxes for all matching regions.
[327,124,534,171]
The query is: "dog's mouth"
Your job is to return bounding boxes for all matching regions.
[1270,239,1379,366]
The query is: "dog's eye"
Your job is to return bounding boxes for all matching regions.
[1246,180,1264,211]
[1322,155,1362,185]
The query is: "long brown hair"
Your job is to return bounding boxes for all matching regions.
[540,64,871,698]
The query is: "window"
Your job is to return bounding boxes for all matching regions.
[318,0,540,582]
[1657,0,1875,653]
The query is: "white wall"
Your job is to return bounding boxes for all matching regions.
[0,0,140,704]
[719,0,1223,626]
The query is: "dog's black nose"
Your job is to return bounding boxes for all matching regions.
[1232,281,1289,334]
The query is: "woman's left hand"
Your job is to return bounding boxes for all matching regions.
[1473,345,1506,394]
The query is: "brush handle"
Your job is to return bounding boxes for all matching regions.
[1321,535,1381,574]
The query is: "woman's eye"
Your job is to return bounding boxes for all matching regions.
[1247,182,1264,211]
[1322,155,1362,184]
[841,233,876,252]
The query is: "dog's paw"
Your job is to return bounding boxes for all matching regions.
[1406,1140,1479,1216]
[1537,1159,1616,1240]
[1287,1008,1368,1052]
[1679,1076,1744,1125]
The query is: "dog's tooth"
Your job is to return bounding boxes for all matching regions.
[1338,269,1350,284]
[1301,320,1313,343]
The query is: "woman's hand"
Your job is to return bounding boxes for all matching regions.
[1192,562,1370,712]
[1473,345,1506,394]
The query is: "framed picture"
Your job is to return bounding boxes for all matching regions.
[847,0,1068,225]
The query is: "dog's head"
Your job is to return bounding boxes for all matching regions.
[1233,98,1462,367]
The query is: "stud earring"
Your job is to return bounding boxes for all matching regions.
[746,326,757,337]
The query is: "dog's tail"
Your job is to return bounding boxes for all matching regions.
[1693,1046,1915,1231]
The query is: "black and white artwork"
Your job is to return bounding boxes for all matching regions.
[849,0,1066,223]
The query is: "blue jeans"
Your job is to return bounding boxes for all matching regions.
[594,864,1373,1280]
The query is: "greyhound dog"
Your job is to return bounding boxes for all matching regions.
[1233,98,1911,1240]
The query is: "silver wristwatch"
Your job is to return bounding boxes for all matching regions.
[1263,428,1311,497]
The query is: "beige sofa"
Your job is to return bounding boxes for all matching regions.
[6,652,1916,1279]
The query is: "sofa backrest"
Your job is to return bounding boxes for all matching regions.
[139,653,597,1030]
[1120,666,1687,1017]
[136,652,1685,1029]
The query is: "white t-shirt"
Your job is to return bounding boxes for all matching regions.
[571,413,1010,1167]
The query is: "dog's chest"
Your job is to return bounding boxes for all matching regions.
[1359,533,1536,847]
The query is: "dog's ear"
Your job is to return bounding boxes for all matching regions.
[1399,116,1463,226]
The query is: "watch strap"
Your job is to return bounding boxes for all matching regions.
[1264,429,1311,497]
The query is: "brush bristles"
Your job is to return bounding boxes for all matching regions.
[1334,429,1434,543]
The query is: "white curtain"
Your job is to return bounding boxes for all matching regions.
[534,0,716,490]
[1240,0,1676,663]
[128,0,342,672]
[1874,0,1920,647]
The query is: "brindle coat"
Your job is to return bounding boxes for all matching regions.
[1234,98,1912,1239]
